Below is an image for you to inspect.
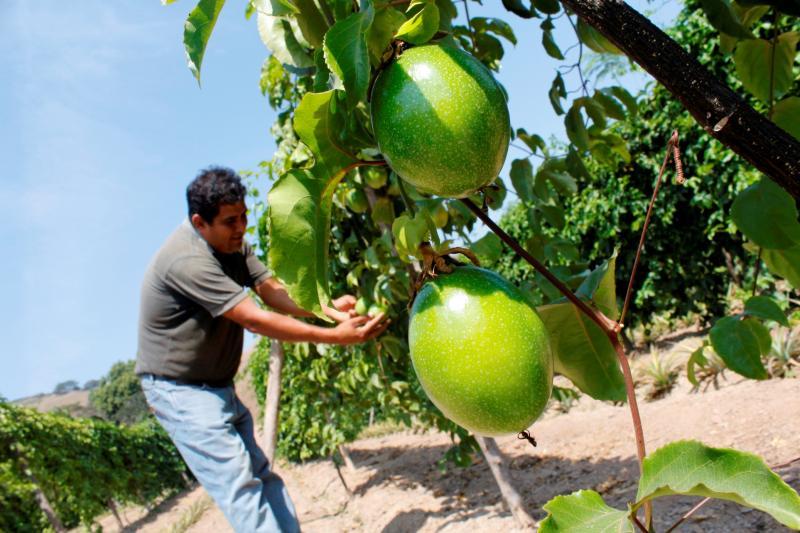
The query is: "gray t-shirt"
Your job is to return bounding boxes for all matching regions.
[135,219,270,383]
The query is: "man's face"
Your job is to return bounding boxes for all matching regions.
[191,201,248,254]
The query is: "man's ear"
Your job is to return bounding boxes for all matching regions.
[190,213,207,230]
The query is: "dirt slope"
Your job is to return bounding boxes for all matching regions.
[134,375,800,533]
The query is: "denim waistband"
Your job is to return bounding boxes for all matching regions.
[140,373,234,389]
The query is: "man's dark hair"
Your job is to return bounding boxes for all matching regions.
[187,166,247,222]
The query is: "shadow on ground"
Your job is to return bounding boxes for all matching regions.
[347,443,799,533]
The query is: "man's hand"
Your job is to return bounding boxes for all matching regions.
[330,313,390,345]
[323,294,358,323]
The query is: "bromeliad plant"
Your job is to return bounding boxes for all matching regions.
[168,0,800,529]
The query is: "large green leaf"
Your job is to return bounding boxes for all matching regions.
[537,301,626,402]
[267,91,358,316]
[773,96,800,141]
[734,32,800,102]
[699,0,751,38]
[257,13,314,68]
[539,490,633,532]
[268,168,349,318]
[294,90,356,178]
[395,0,439,45]
[731,178,800,249]
[761,244,800,289]
[709,316,770,379]
[635,440,800,529]
[744,295,789,326]
[366,7,406,66]
[323,2,375,106]
[183,0,227,83]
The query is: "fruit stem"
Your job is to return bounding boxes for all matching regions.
[461,199,619,335]
[462,197,652,525]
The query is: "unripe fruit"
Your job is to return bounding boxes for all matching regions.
[368,303,387,317]
[362,166,388,189]
[346,189,369,213]
[431,202,449,228]
[355,297,369,316]
[371,45,511,198]
[409,266,553,436]
[371,196,395,225]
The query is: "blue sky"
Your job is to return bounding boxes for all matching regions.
[0,1,679,400]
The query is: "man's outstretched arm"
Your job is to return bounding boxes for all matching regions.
[223,296,389,345]
[255,277,356,322]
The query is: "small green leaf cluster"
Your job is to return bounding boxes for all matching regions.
[89,360,150,425]
[0,402,190,530]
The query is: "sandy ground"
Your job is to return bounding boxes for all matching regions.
[97,371,800,532]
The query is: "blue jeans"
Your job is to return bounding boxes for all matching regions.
[140,375,300,532]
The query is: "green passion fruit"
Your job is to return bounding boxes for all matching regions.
[371,45,511,198]
[408,266,553,436]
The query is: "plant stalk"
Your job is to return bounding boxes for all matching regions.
[461,197,651,525]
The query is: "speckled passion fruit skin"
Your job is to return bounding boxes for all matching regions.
[370,45,511,198]
[408,266,553,436]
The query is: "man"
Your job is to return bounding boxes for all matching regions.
[136,167,388,532]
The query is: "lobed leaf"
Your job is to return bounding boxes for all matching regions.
[635,440,800,529]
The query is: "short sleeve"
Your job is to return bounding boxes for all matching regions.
[165,256,249,317]
[243,242,271,288]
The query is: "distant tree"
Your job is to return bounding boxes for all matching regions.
[82,380,100,391]
[53,381,79,395]
[89,361,148,425]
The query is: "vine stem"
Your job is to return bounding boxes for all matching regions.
[461,197,651,526]
[619,130,681,327]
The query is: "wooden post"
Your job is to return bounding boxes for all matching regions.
[476,436,535,529]
[338,444,356,472]
[262,340,285,468]
[108,499,124,530]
